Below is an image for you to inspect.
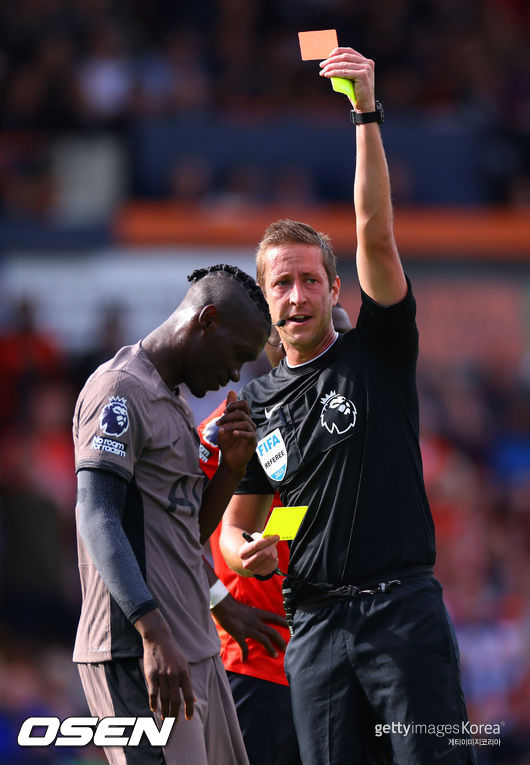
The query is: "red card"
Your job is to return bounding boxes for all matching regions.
[298,29,338,61]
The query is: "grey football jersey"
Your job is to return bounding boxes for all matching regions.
[72,342,220,663]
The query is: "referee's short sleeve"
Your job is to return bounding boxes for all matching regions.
[234,452,273,495]
[356,275,419,361]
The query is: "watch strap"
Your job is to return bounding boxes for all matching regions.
[350,101,384,125]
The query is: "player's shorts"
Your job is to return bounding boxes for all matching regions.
[284,576,477,765]
[78,653,249,765]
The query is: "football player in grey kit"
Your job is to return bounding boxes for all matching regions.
[73,264,270,765]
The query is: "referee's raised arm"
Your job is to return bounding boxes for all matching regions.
[320,47,407,307]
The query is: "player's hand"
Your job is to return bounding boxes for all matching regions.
[319,47,375,111]
[239,532,280,578]
[216,390,257,474]
[211,593,287,660]
[135,610,195,721]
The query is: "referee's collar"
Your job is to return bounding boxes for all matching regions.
[285,332,339,370]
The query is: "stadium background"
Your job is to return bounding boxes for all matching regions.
[0,1,528,763]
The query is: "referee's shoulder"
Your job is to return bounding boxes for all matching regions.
[239,365,280,406]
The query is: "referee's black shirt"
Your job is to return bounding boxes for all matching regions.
[235,280,436,589]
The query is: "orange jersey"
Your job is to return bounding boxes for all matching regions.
[198,400,290,685]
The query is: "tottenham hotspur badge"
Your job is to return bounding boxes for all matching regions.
[319,390,357,435]
[100,396,129,437]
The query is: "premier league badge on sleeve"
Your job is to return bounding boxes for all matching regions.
[256,428,287,482]
[99,396,129,437]
[319,390,357,435]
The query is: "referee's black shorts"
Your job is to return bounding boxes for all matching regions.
[284,576,477,765]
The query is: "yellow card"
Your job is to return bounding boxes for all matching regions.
[331,77,356,102]
[262,506,308,541]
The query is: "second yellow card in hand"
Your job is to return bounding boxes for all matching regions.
[262,506,309,541]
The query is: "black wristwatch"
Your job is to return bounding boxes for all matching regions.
[350,100,384,125]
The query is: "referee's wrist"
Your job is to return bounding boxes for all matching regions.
[209,578,230,609]
[355,102,376,113]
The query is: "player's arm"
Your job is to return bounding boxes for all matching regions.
[203,556,287,660]
[320,48,407,306]
[199,391,258,544]
[76,468,194,721]
[220,493,279,578]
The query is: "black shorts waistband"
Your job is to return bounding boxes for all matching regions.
[283,566,434,613]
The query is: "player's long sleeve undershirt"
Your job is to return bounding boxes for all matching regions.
[76,468,157,624]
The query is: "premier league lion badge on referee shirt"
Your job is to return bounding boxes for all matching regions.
[319,390,357,435]
[99,396,129,437]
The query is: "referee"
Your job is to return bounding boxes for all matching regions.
[220,48,476,765]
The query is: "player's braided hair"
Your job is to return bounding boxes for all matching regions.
[187,264,271,332]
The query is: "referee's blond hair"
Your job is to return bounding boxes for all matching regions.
[256,219,337,290]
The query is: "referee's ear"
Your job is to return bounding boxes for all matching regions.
[331,275,341,303]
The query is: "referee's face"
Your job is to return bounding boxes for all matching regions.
[261,243,340,363]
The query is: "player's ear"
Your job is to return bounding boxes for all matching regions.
[198,305,218,331]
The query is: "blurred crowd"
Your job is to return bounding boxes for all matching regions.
[0,289,528,764]
[0,0,529,218]
[0,0,528,127]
